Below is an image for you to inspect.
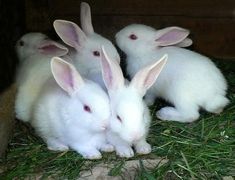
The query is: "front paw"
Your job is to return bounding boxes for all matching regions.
[156,107,179,120]
[47,139,69,151]
[135,142,151,155]
[116,146,134,158]
[81,149,102,160]
[100,144,114,152]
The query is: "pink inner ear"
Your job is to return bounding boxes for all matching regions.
[101,50,113,88]
[103,59,113,88]
[38,40,68,56]
[144,67,156,89]
[156,30,188,46]
[159,31,179,40]
[62,69,74,89]
[101,46,124,91]
[54,61,74,91]
[39,44,60,55]
[54,20,85,49]
[61,24,79,46]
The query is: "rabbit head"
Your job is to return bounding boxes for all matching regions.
[115,24,191,56]
[53,2,120,75]
[100,47,167,143]
[51,57,111,132]
[16,33,68,61]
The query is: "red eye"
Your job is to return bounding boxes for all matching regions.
[19,40,24,46]
[84,105,91,113]
[129,34,137,40]
[117,115,122,123]
[93,51,100,56]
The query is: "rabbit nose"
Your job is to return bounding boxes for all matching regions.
[101,122,108,130]
[102,125,107,129]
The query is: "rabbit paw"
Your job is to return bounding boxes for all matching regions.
[135,141,151,154]
[47,140,69,151]
[116,145,134,158]
[157,106,199,122]
[156,107,181,121]
[100,144,114,152]
[81,149,102,160]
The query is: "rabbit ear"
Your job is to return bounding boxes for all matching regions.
[155,27,190,47]
[100,46,124,91]
[53,20,87,51]
[175,38,193,47]
[38,40,68,56]
[130,54,168,96]
[80,2,94,35]
[51,57,84,96]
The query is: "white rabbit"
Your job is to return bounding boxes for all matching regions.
[16,32,68,62]
[100,47,167,158]
[15,33,68,122]
[31,57,113,159]
[53,2,120,89]
[115,24,229,122]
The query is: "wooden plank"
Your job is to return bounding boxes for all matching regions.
[50,0,235,18]
[0,84,16,157]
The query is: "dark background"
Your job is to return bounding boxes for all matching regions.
[1,0,235,92]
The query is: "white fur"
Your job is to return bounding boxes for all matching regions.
[16,33,48,61]
[100,47,167,157]
[53,3,120,89]
[69,33,120,89]
[115,24,229,122]
[15,33,68,122]
[106,87,152,157]
[33,80,112,159]
[22,57,112,159]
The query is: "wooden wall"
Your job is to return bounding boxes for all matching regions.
[0,0,25,92]
[24,0,235,59]
[1,0,235,92]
